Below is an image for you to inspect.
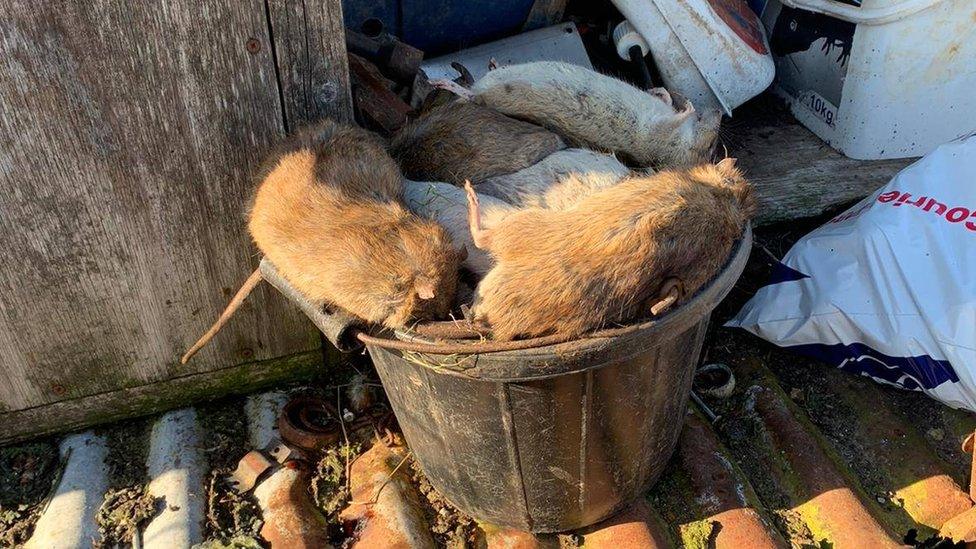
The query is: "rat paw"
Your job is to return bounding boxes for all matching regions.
[429,79,475,100]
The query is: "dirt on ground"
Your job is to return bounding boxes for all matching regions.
[90,416,155,548]
[197,397,264,546]
[95,486,159,548]
[311,439,363,542]
[0,440,59,546]
[409,462,479,548]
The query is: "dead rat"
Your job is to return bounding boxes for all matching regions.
[464,158,756,341]
[439,61,722,169]
[388,100,566,185]
[476,148,634,210]
[181,120,464,363]
[404,179,513,277]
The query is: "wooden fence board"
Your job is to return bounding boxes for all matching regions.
[0,1,347,421]
[268,0,353,128]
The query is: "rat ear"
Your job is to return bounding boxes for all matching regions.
[717,157,738,172]
[415,279,436,300]
[716,158,741,182]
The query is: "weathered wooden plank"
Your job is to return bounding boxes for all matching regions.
[0,351,323,445]
[522,0,568,31]
[267,0,353,128]
[731,115,914,226]
[0,2,324,412]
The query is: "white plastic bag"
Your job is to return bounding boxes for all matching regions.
[728,135,976,411]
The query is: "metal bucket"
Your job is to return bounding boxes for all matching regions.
[366,228,752,532]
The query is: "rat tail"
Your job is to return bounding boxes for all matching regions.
[181,268,263,364]
[464,180,493,249]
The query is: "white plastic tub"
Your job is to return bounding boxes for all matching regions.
[612,0,776,115]
[759,0,976,159]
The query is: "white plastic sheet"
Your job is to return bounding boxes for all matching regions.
[728,135,976,411]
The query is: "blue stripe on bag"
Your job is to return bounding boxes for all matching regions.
[787,342,959,391]
[763,261,810,286]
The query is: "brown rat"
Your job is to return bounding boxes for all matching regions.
[182,119,463,363]
[388,100,566,186]
[465,158,756,341]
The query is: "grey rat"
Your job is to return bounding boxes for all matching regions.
[450,61,722,169]
[388,100,565,186]
[476,148,635,210]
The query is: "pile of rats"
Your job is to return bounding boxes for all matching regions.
[182,61,755,363]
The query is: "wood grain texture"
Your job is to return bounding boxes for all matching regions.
[0,351,322,445]
[731,117,914,226]
[267,0,353,128]
[0,2,326,412]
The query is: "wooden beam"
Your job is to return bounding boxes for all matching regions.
[0,351,323,445]
[267,0,354,128]
[730,113,914,226]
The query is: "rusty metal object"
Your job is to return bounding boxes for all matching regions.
[752,386,903,548]
[345,29,424,83]
[340,442,435,548]
[254,461,332,548]
[259,259,364,352]
[942,430,976,544]
[267,439,302,465]
[228,450,273,492]
[939,504,976,543]
[693,363,736,399]
[678,413,787,549]
[348,53,412,134]
[481,525,559,549]
[278,396,341,453]
[576,500,672,548]
[964,430,976,502]
[383,38,424,84]
[409,320,487,340]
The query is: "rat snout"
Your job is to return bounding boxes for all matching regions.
[414,277,436,300]
[698,107,723,127]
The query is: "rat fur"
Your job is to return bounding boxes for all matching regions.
[404,179,512,277]
[476,148,634,210]
[468,61,722,169]
[182,120,462,363]
[465,158,756,341]
[389,101,565,185]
